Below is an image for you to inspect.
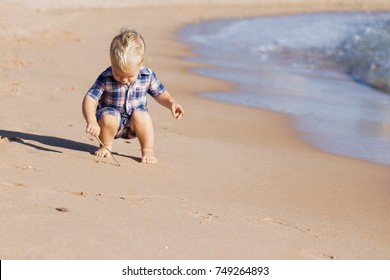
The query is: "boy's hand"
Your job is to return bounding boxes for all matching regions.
[154,90,184,119]
[86,121,100,137]
[171,102,185,120]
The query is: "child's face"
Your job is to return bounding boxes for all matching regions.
[112,64,140,84]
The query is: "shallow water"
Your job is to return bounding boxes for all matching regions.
[179,12,390,165]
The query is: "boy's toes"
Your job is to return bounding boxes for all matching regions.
[142,155,158,164]
[95,146,111,158]
[142,156,158,164]
[141,149,158,164]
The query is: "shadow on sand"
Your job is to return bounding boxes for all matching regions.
[0,129,97,154]
[0,129,141,162]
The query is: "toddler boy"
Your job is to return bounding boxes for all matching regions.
[82,28,184,164]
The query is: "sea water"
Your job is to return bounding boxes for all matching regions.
[179,12,390,165]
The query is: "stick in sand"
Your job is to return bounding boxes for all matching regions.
[94,136,121,167]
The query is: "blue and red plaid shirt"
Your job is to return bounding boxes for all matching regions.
[86,66,166,115]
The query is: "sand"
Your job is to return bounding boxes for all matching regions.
[0,0,389,259]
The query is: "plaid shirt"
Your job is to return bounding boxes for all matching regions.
[86,66,166,115]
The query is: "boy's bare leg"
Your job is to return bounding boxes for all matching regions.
[130,111,157,164]
[96,114,119,158]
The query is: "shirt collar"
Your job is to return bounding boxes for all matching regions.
[106,65,150,79]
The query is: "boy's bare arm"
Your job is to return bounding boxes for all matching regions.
[82,95,100,136]
[154,90,185,119]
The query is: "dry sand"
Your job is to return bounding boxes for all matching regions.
[0,0,389,259]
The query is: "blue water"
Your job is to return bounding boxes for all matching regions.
[179,12,390,166]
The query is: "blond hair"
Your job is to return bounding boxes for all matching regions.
[110,28,146,71]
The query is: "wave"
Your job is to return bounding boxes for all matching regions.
[334,20,390,93]
[247,13,390,94]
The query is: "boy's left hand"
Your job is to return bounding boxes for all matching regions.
[171,102,185,119]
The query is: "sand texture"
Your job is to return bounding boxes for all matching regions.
[0,0,390,259]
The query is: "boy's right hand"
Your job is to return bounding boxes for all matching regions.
[86,121,100,137]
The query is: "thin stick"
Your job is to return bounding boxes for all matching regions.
[94,136,121,167]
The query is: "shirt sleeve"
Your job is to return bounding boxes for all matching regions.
[86,71,106,101]
[147,70,166,97]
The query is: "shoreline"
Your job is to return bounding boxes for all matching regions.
[1,1,390,259]
[179,11,390,166]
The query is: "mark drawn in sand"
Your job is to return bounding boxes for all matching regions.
[0,52,33,73]
[246,217,322,239]
[248,217,335,259]
[50,85,76,93]
[252,217,345,239]
[0,181,26,191]
[246,217,318,237]
[16,165,34,170]
[0,160,38,171]
[71,191,88,197]
[82,136,95,142]
[191,211,220,224]
[60,30,81,43]
[55,207,69,213]
[0,181,72,214]
[118,195,188,206]
[256,217,312,233]
[0,179,186,208]
[299,249,335,260]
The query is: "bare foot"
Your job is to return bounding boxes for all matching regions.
[142,149,158,164]
[95,146,112,158]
